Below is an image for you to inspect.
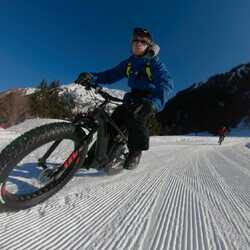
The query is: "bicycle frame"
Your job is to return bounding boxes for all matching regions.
[38,92,127,171]
[80,103,127,170]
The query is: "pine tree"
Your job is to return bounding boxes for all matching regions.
[49,80,60,90]
[30,80,75,120]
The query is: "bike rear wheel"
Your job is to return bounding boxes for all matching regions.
[0,122,87,210]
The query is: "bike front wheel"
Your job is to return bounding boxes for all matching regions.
[0,122,87,210]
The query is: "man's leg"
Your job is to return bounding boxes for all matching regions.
[109,105,128,140]
[124,102,154,169]
[127,115,150,151]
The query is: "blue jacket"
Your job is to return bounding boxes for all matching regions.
[92,55,173,112]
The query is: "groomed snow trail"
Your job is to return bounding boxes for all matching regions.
[0,120,249,250]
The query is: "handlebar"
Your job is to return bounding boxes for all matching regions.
[76,82,124,103]
[96,88,124,103]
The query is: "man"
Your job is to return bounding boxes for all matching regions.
[75,27,173,169]
[218,126,228,145]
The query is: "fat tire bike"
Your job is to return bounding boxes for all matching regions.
[0,84,131,210]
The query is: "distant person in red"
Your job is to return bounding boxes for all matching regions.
[218,126,228,145]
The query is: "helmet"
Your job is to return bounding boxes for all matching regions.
[132,27,153,45]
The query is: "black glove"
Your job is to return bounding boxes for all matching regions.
[75,72,94,87]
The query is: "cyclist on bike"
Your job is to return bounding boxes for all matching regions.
[75,27,173,170]
[218,126,228,145]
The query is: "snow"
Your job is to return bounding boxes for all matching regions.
[60,83,125,113]
[7,118,65,134]
[235,64,250,78]
[229,64,250,82]
[0,119,250,249]
[193,81,204,89]
[24,88,37,95]
[22,83,125,114]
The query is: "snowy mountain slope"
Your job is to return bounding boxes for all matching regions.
[0,119,249,250]
[229,63,250,82]
[0,84,125,128]
[7,118,65,134]
[37,83,125,114]
[180,62,250,92]
[160,62,250,135]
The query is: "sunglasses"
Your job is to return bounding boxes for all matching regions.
[132,39,149,45]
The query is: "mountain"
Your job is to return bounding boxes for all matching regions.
[1,62,250,132]
[159,63,250,134]
[0,88,32,127]
[59,83,124,113]
[0,84,124,128]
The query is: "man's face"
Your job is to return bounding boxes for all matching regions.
[132,37,149,56]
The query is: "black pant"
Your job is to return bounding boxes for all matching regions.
[111,102,153,152]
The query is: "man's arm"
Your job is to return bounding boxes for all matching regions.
[91,59,128,84]
[146,57,173,112]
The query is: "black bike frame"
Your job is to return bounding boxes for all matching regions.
[38,90,127,171]
[80,103,127,170]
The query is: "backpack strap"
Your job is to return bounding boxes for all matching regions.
[125,61,153,81]
[125,62,132,78]
[145,62,153,81]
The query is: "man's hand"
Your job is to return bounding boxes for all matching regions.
[75,72,93,87]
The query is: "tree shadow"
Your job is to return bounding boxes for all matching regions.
[1,161,63,197]
[3,163,44,195]
[0,163,109,213]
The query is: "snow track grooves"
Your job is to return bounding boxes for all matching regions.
[1,133,250,250]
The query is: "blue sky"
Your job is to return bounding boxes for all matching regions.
[0,0,250,95]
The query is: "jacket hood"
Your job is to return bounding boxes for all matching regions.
[146,43,160,58]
